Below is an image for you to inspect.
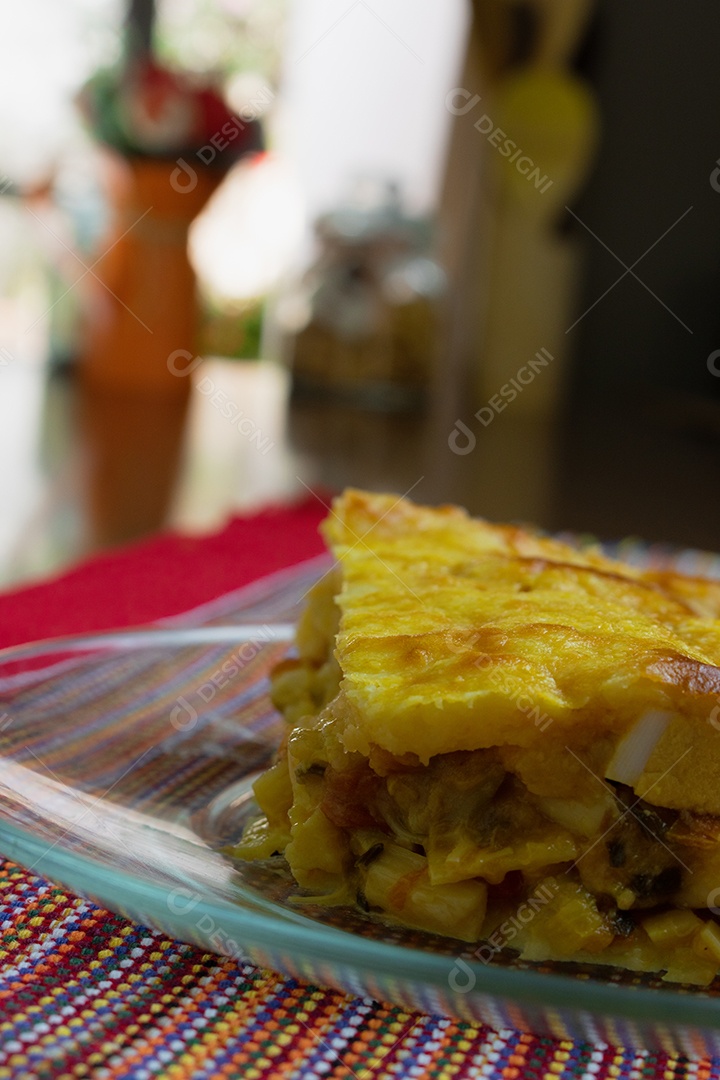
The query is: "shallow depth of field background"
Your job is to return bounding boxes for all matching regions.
[1,0,720,589]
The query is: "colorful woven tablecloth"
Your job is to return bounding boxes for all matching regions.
[0,502,719,1080]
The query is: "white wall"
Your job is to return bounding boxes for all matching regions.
[0,1,122,186]
[277,0,470,219]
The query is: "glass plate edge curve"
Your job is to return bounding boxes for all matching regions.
[0,623,718,1053]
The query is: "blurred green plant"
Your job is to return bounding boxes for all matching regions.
[199,298,265,360]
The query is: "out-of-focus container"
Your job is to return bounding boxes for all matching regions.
[282,183,445,412]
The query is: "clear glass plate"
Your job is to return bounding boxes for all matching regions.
[1,569,720,1056]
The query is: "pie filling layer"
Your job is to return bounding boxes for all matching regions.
[235,491,720,985]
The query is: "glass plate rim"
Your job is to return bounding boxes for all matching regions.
[0,626,718,1032]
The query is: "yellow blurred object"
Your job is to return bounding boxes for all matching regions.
[475,24,600,418]
[493,67,599,214]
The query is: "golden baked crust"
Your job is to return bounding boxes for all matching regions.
[323,490,720,814]
[235,490,720,985]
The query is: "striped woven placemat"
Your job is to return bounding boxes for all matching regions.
[1,545,720,1079]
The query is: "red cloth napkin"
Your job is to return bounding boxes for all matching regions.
[0,499,326,648]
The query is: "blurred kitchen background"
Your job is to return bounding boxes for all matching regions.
[2,0,720,589]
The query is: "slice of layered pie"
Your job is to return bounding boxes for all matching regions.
[235,489,720,984]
